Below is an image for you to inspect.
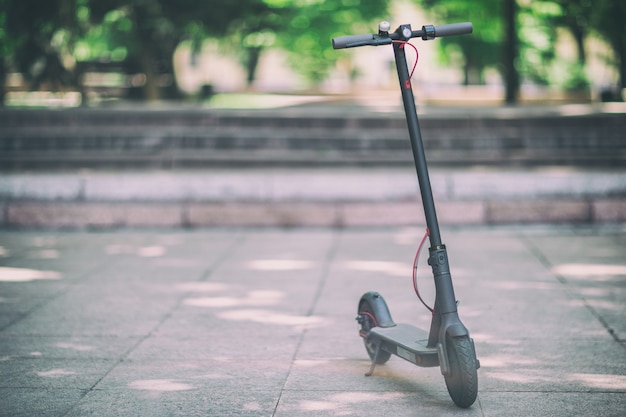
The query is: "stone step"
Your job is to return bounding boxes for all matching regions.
[1,107,625,169]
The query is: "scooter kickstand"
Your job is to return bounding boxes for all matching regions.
[365,344,380,377]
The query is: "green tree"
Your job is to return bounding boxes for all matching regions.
[1,0,391,102]
[550,0,592,65]
[83,0,273,100]
[0,0,274,103]
[523,1,590,91]
[226,0,389,87]
[276,0,389,85]
[416,0,517,100]
[589,0,626,96]
[0,0,84,105]
[532,0,625,96]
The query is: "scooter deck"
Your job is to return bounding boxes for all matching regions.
[370,323,439,367]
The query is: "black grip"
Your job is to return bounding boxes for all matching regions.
[434,22,473,37]
[332,33,375,49]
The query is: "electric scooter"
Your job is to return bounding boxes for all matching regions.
[332,21,479,408]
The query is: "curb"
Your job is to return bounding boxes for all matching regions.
[3,199,625,229]
[1,169,625,228]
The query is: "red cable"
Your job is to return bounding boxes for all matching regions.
[413,228,434,313]
[392,40,419,79]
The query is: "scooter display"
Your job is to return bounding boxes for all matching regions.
[332,21,479,408]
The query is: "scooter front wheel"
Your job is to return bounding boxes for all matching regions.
[444,335,478,408]
[358,298,392,365]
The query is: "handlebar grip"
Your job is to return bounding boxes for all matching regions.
[433,22,473,37]
[332,34,375,49]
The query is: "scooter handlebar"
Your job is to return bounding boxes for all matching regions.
[332,22,472,49]
[332,34,376,49]
[431,22,473,38]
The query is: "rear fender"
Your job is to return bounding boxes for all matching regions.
[358,291,396,328]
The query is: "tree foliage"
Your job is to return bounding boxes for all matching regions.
[1,0,624,104]
[418,0,523,102]
[267,0,389,84]
[420,0,503,85]
[0,0,83,97]
[225,0,389,86]
[0,0,275,102]
[78,0,274,100]
[1,0,388,101]
[415,0,626,101]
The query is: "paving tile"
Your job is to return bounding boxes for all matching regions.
[0,228,624,416]
[0,388,84,417]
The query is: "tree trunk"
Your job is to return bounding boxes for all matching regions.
[0,57,6,107]
[503,0,519,104]
[246,47,262,87]
[572,26,586,65]
[618,37,626,92]
[133,33,159,101]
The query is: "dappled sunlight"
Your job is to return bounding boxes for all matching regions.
[181,284,321,329]
[577,287,611,297]
[552,263,626,280]
[137,246,167,258]
[105,244,167,257]
[246,290,285,304]
[478,353,540,368]
[175,282,228,292]
[491,281,560,291]
[483,368,626,391]
[55,342,95,352]
[128,379,195,392]
[299,400,336,412]
[218,308,324,328]
[488,370,626,391]
[36,368,76,377]
[243,402,262,411]
[567,373,626,390]
[471,333,521,345]
[294,359,332,368]
[191,372,235,380]
[248,259,314,271]
[184,290,284,308]
[29,249,60,259]
[185,296,250,308]
[0,267,61,282]
[474,336,541,369]
[485,370,555,385]
[299,392,405,413]
[580,299,624,311]
[343,260,409,277]
[105,244,135,255]
[559,298,624,316]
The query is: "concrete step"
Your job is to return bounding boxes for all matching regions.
[1,106,625,169]
[1,168,625,228]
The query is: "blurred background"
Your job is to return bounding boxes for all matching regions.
[1,0,625,229]
[1,0,624,107]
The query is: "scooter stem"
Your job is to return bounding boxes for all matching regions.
[392,38,442,247]
[392,33,468,348]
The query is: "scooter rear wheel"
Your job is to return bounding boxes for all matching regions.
[358,299,392,364]
[444,335,478,408]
